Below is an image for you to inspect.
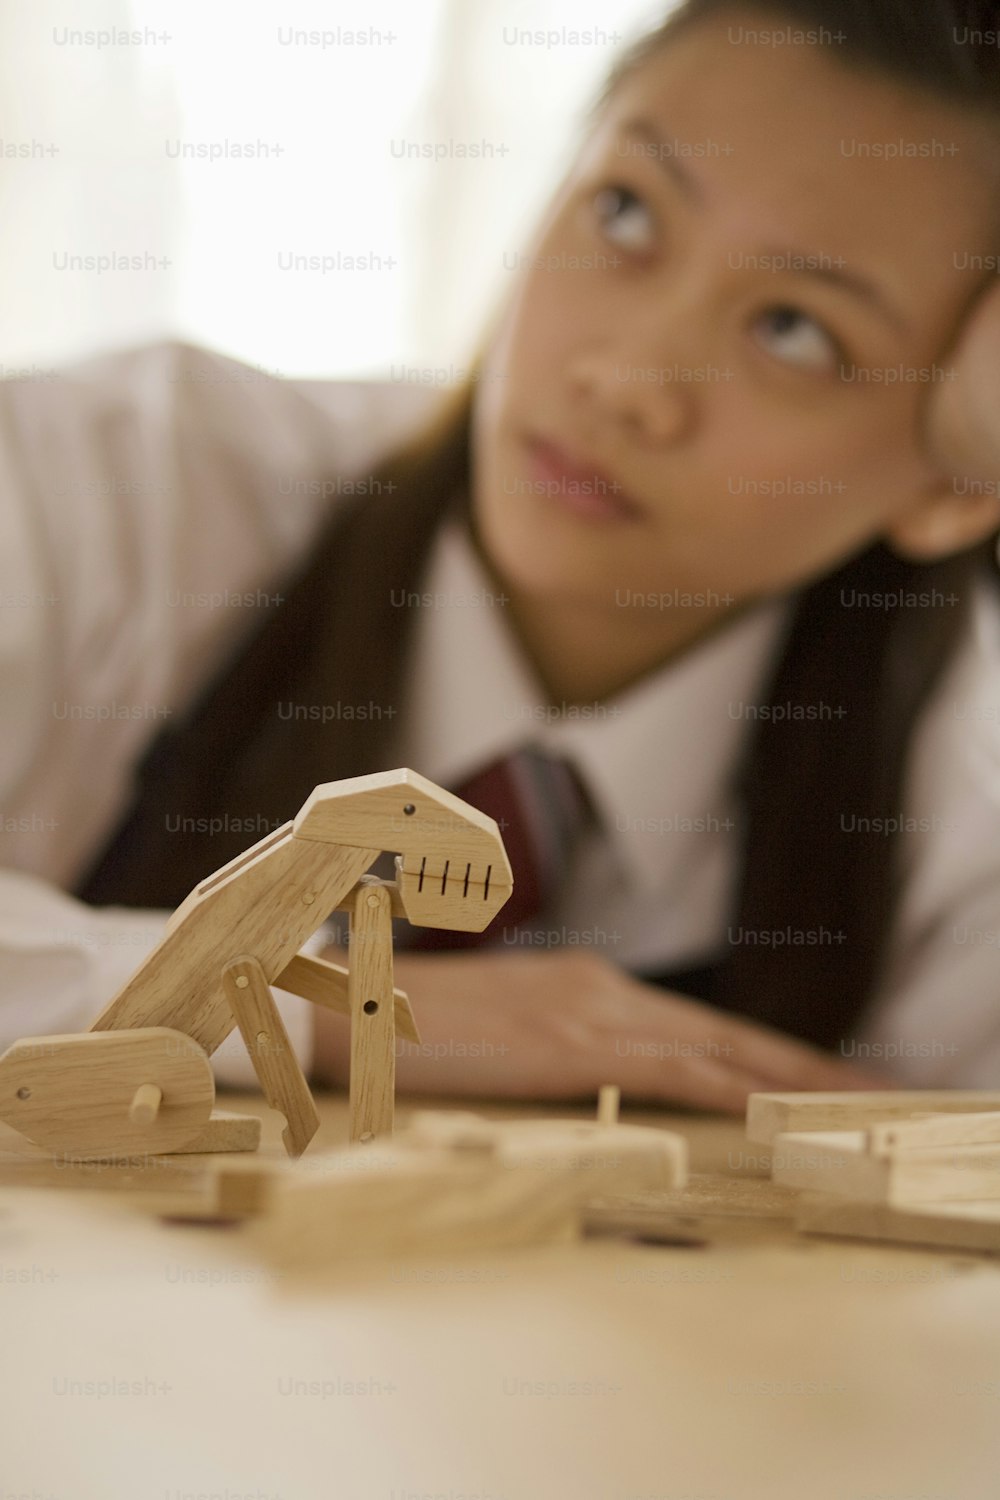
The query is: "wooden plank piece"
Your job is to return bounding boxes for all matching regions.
[772,1129,1000,1205]
[246,1110,687,1263]
[747,1091,1000,1145]
[174,1109,261,1154]
[796,1192,1000,1254]
[869,1111,1000,1155]
[584,1172,799,1243]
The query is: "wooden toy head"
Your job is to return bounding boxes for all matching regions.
[292,768,513,931]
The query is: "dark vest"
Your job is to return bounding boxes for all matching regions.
[74,428,973,1052]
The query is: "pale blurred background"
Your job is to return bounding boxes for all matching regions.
[0,0,671,378]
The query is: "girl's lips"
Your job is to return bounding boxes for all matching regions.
[523,434,647,522]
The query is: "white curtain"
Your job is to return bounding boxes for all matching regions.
[0,0,672,377]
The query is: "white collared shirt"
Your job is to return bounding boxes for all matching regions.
[397,515,794,972]
[2,340,1000,1087]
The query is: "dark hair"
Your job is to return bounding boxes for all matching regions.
[596,0,1000,114]
[79,0,1000,1052]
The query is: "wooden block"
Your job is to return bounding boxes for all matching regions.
[770,1130,888,1200]
[275,950,420,1044]
[0,1028,214,1158]
[588,1171,796,1223]
[747,1091,1000,1145]
[0,1154,211,1208]
[404,1111,499,1153]
[869,1111,1000,1155]
[884,1144,1000,1205]
[212,1156,280,1218]
[246,1111,686,1265]
[0,1110,264,1225]
[222,956,320,1158]
[0,1149,223,1220]
[584,1172,799,1243]
[772,1129,1000,1205]
[796,1192,1000,1254]
[173,1109,261,1154]
[347,885,396,1144]
[251,1150,580,1264]
[403,1112,687,1185]
[484,1119,687,1186]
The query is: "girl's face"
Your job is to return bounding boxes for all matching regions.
[470,9,1000,614]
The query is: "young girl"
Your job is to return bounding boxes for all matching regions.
[4,0,1000,1112]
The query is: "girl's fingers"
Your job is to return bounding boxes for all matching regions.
[637,1055,766,1116]
[926,278,1000,479]
[701,1010,893,1089]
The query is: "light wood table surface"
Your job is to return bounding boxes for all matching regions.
[2,1087,999,1500]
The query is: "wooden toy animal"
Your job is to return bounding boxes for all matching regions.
[0,770,513,1161]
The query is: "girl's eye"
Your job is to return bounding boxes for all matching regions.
[753,305,841,374]
[591,184,656,254]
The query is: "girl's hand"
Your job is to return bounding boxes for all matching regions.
[311,949,891,1114]
[927,278,1000,481]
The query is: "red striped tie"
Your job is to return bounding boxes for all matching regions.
[399,746,593,950]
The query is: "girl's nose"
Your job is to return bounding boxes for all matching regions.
[565,348,697,446]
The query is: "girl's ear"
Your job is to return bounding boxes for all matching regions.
[883,481,1000,562]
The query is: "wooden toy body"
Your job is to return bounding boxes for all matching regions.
[91,826,377,1055]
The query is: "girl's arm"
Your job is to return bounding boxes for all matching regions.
[312,948,890,1114]
[0,341,334,1085]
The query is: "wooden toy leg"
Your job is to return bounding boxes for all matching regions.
[221,955,319,1158]
[274,951,421,1042]
[346,885,396,1144]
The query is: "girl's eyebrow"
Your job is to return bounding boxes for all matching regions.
[616,114,911,338]
[616,116,708,205]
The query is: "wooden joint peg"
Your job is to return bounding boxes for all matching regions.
[221,954,320,1158]
[597,1084,621,1126]
[128,1083,162,1126]
[347,884,396,1145]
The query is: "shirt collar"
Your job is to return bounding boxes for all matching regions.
[398,515,796,895]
